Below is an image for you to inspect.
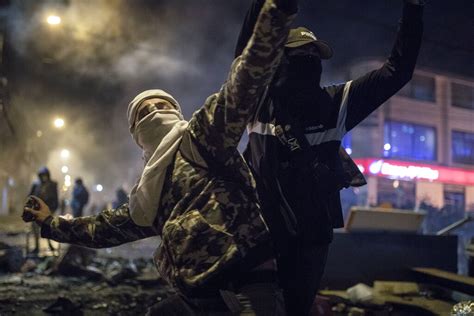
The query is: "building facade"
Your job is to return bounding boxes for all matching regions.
[341,60,474,227]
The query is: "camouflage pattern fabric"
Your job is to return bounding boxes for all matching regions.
[41,0,295,293]
[41,205,157,248]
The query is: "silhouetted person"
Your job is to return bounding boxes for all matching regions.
[235,0,425,314]
[71,178,89,217]
[28,166,58,254]
[112,187,128,209]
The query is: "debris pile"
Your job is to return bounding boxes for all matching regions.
[0,244,174,315]
[317,281,460,315]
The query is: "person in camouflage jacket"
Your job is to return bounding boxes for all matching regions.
[24,0,297,314]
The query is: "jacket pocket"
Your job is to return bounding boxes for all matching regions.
[162,210,237,288]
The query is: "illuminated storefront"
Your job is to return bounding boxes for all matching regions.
[353,158,474,212]
[341,62,474,215]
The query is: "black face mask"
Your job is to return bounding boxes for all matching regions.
[272,54,331,125]
[285,55,322,89]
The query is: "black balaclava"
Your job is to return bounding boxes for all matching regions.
[273,53,331,124]
[285,54,322,89]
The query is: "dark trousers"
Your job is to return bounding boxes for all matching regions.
[32,222,40,252]
[72,206,84,218]
[278,242,329,316]
[30,222,56,254]
[147,282,285,315]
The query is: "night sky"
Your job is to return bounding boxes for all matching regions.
[1,0,472,201]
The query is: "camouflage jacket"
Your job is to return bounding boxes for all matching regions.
[41,0,295,293]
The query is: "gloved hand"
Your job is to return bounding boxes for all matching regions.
[274,0,298,14]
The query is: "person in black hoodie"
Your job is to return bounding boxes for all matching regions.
[71,178,89,218]
[112,187,128,209]
[235,0,425,315]
[28,166,58,254]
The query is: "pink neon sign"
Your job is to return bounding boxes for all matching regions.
[354,158,474,186]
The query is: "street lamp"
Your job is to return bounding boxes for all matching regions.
[61,166,69,174]
[46,15,61,26]
[53,117,65,129]
[60,149,70,159]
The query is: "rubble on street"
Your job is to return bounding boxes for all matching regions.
[0,243,174,315]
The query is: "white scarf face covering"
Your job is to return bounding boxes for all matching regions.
[127,90,188,227]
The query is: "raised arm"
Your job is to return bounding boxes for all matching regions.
[345,0,424,131]
[234,0,266,58]
[40,204,156,249]
[188,0,297,156]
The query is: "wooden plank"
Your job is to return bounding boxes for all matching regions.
[413,267,474,295]
[320,290,453,316]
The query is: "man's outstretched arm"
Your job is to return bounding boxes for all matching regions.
[25,196,156,248]
[41,205,157,248]
[344,0,424,131]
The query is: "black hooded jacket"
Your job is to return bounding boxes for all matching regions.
[29,167,59,212]
[236,0,423,245]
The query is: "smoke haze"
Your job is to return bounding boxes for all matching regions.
[1,0,471,207]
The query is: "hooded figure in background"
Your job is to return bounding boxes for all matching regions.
[71,178,89,218]
[235,0,424,314]
[29,167,59,213]
[23,1,298,313]
[28,166,58,254]
[112,187,129,209]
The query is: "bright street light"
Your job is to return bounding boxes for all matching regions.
[95,184,103,192]
[60,149,70,159]
[64,175,71,187]
[46,15,61,25]
[53,117,65,129]
[61,166,69,174]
